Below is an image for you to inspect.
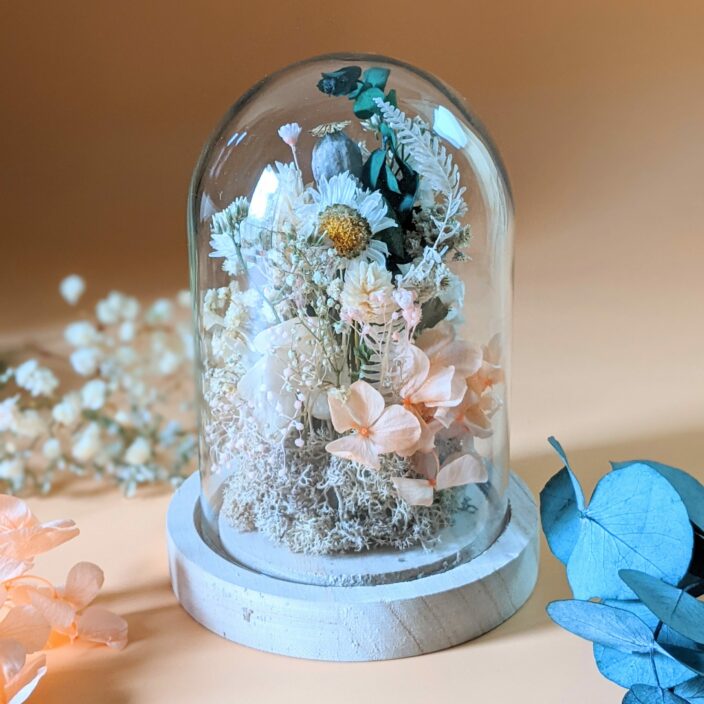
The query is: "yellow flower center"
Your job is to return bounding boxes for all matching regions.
[319,205,371,258]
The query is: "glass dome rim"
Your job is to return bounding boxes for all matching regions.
[187,51,514,236]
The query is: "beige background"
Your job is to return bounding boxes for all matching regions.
[1,1,704,702]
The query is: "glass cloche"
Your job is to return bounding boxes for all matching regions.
[188,54,514,587]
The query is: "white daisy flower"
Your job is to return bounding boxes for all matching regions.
[298,172,396,266]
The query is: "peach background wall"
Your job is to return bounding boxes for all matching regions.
[2,0,703,458]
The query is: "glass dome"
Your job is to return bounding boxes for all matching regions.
[188,53,514,586]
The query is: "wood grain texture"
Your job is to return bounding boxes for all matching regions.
[167,472,539,661]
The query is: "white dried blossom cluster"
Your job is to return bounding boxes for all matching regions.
[0,276,196,496]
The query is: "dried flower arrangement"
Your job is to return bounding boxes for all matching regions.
[0,276,196,496]
[0,493,127,703]
[204,64,505,555]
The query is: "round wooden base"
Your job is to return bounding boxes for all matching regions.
[167,472,539,661]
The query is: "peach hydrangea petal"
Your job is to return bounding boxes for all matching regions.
[20,520,80,559]
[0,497,37,533]
[399,346,430,399]
[29,591,76,637]
[417,323,483,377]
[370,406,420,454]
[5,653,46,704]
[76,606,128,650]
[0,559,31,584]
[413,451,440,480]
[0,607,50,654]
[0,638,26,684]
[346,381,385,428]
[435,454,488,491]
[325,434,380,469]
[62,562,104,610]
[412,365,457,407]
[391,478,434,507]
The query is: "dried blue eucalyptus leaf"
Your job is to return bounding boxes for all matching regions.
[595,599,697,688]
[612,460,704,531]
[546,600,654,652]
[660,643,704,677]
[620,569,704,645]
[566,464,693,600]
[362,67,390,90]
[623,685,689,704]
[353,87,386,119]
[675,676,704,702]
[540,437,585,564]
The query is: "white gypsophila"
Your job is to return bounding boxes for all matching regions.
[145,298,173,325]
[0,396,19,432]
[64,321,99,347]
[72,422,102,463]
[0,458,24,488]
[80,379,107,410]
[177,290,191,308]
[124,436,151,465]
[52,393,82,426]
[118,320,136,342]
[339,260,396,324]
[14,359,59,397]
[14,410,45,439]
[70,347,101,376]
[157,349,180,376]
[42,437,62,460]
[96,291,140,325]
[297,172,395,266]
[59,274,85,305]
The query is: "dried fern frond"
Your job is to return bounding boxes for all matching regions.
[374,99,468,246]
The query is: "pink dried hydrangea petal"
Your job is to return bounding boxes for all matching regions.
[76,606,128,650]
[62,562,104,610]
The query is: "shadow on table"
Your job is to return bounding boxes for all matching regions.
[479,425,704,644]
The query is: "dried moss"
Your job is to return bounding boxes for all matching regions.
[221,432,457,554]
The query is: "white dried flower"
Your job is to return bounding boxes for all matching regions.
[157,349,180,376]
[145,298,173,325]
[339,260,395,324]
[0,396,19,432]
[70,347,101,376]
[80,379,107,410]
[14,359,59,397]
[118,320,136,342]
[0,458,24,488]
[14,410,45,439]
[177,290,191,308]
[96,291,140,325]
[72,422,102,462]
[124,436,151,465]
[52,393,82,426]
[59,274,85,305]
[64,320,99,347]
[277,122,302,147]
[42,437,62,460]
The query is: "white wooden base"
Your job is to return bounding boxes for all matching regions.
[167,472,539,661]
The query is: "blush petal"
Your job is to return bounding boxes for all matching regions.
[371,405,421,454]
[76,606,128,650]
[391,478,434,506]
[62,562,104,610]
[326,434,379,469]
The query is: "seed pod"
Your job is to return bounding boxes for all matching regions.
[311,131,363,184]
